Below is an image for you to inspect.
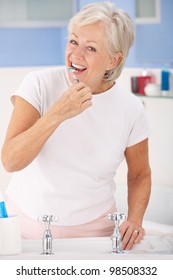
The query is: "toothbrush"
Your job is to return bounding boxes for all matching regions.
[0,192,8,218]
[68,67,79,83]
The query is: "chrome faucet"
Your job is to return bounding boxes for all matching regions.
[38,215,58,255]
[108,212,126,253]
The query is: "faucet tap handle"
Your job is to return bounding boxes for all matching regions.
[108,212,126,224]
[38,215,58,228]
[108,212,126,254]
[38,215,58,255]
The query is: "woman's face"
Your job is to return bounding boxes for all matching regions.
[66,22,119,93]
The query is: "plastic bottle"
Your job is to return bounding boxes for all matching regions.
[169,70,173,97]
[138,70,155,95]
[161,64,170,96]
[0,192,8,218]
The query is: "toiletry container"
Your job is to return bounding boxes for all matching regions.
[138,70,155,95]
[161,64,170,96]
[131,76,139,93]
[0,192,8,218]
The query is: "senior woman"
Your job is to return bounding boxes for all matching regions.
[1,1,151,250]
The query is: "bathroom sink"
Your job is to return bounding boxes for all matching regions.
[1,234,173,260]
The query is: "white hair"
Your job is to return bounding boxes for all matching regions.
[68,1,135,81]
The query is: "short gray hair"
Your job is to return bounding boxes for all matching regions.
[68,1,135,82]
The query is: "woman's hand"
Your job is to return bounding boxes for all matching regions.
[48,81,92,124]
[120,220,145,250]
[1,82,92,172]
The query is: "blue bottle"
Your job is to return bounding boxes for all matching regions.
[0,192,8,218]
[161,64,170,95]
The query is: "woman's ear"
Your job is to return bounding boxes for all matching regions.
[106,52,123,70]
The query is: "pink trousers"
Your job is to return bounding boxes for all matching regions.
[5,196,116,239]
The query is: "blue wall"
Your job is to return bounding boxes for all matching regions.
[135,0,173,67]
[0,27,67,67]
[0,0,172,68]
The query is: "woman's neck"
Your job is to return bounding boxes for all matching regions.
[92,80,115,95]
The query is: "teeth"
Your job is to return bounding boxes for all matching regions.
[72,63,86,70]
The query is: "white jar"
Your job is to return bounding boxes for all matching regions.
[144,83,161,96]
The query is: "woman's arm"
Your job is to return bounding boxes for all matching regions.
[1,82,92,172]
[120,138,151,250]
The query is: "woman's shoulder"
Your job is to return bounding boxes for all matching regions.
[115,83,143,107]
[21,66,70,92]
[30,66,67,81]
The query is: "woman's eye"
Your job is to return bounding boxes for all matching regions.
[87,46,96,52]
[70,39,78,45]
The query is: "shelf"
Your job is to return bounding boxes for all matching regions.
[134,94,173,99]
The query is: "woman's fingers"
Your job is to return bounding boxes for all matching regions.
[81,99,92,112]
[134,227,145,244]
[56,82,92,120]
[120,220,145,250]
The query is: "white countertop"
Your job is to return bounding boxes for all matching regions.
[0,236,173,260]
[1,221,173,260]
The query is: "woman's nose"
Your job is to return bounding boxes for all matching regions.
[72,45,85,57]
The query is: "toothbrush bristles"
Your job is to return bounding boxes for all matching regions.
[68,67,79,82]
[68,67,76,73]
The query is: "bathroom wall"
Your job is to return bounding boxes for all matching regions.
[0,0,173,68]
[135,0,173,66]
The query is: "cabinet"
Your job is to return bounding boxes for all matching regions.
[0,0,77,27]
[135,0,160,24]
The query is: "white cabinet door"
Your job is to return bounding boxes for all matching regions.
[0,0,77,27]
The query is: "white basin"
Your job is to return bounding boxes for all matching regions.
[1,221,173,260]
[0,235,172,260]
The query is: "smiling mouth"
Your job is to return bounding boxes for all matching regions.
[71,63,87,72]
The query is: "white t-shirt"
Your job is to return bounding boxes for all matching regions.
[6,66,151,226]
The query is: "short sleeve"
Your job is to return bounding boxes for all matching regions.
[127,103,152,147]
[11,72,41,114]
